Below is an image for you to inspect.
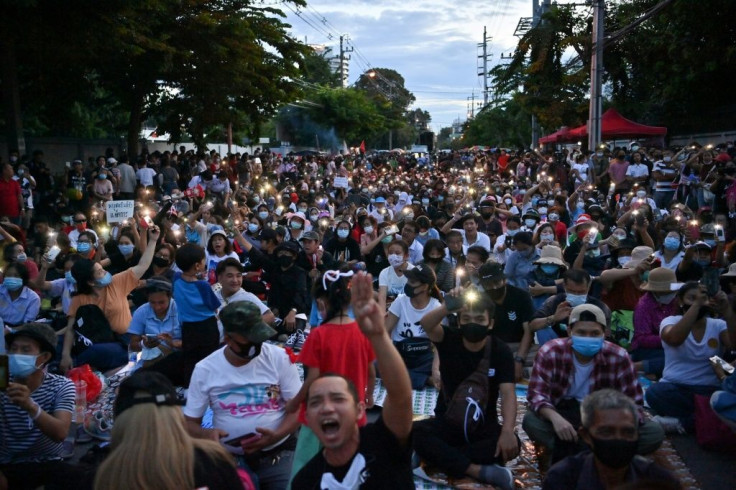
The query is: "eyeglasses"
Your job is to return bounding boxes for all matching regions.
[74,219,87,224]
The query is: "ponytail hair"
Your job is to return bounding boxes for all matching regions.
[313,268,353,324]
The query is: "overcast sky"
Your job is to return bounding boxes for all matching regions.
[282,0,531,133]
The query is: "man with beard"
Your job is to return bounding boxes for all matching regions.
[414,288,518,489]
[543,390,679,490]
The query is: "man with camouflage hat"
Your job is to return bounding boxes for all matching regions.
[183,301,302,490]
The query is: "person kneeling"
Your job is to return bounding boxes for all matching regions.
[413,288,518,490]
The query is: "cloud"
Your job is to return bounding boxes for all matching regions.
[284,0,530,132]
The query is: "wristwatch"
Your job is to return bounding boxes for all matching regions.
[514,355,525,364]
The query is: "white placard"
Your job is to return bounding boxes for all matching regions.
[105,200,135,223]
[333,176,349,189]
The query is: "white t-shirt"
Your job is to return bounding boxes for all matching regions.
[136,167,157,186]
[566,355,594,401]
[215,288,271,341]
[459,229,492,253]
[388,294,441,343]
[660,316,727,387]
[625,163,649,180]
[378,264,414,298]
[183,344,301,454]
[572,162,589,185]
[67,228,99,249]
[653,250,685,271]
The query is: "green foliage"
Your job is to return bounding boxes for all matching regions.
[306,87,386,144]
[462,99,532,148]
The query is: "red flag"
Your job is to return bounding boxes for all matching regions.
[359,140,366,154]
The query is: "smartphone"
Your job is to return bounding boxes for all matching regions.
[710,356,735,375]
[47,245,61,262]
[701,267,721,297]
[0,355,8,391]
[444,294,465,312]
[223,432,262,447]
[385,225,399,235]
[715,225,726,243]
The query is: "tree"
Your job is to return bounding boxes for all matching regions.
[463,99,532,148]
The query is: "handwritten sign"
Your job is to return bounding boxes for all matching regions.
[105,200,135,223]
[333,176,349,189]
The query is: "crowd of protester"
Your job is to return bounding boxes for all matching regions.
[1,140,736,489]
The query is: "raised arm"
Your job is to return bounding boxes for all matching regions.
[130,226,161,279]
[351,272,412,444]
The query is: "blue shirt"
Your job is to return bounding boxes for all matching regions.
[504,249,539,290]
[47,278,75,315]
[128,298,182,340]
[173,276,219,322]
[0,286,40,325]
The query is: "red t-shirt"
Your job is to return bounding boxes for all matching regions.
[497,154,509,170]
[0,178,21,217]
[297,321,376,425]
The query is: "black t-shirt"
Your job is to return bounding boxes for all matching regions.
[492,285,534,343]
[293,417,414,490]
[434,327,515,419]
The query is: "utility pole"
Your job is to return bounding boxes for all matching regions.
[477,27,492,107]
[529,0,550,149]
[467,92,476,119]
[339,35,353,88]
[588,0,604,150]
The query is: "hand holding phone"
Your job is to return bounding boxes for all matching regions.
[223,432,262,448]
[710,356,735,375]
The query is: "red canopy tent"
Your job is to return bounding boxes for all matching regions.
[538,127,571,144]
[567,108,667,140]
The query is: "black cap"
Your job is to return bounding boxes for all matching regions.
[258,228,277,242]
[478,261,505,283]
[276,240,300,255]
[404,263,437,285]
[113,371,183,418]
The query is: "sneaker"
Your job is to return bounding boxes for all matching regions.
[652,415,686,434]
[84,411,113,441]
[285,329,308,350]
[479,464,513,490]
[76,424,93,443]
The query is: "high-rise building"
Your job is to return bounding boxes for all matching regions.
[309,44,349,88]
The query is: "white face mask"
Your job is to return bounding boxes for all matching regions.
[388,254,405,267]
[618,256,632,266]
[364,226,374,234]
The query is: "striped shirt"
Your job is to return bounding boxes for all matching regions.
[527,338,644,418]
[0,373,75,463]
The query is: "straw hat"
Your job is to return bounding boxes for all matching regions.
[622,246,654,269]
[641,267,682,292]
[721,263,736,278]
[534,245,567,268]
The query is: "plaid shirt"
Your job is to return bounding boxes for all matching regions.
[527,337,643,416]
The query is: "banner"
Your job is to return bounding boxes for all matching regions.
[105,200,135,223]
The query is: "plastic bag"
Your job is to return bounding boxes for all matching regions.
[68,364,103,403]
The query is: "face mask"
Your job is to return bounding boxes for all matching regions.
[253,196,261,204]
[438,196,444,202]
[617,256,632,267]
[96,271,113,287]
[566,293,587,307]
[394,191,401,197]
[504,198,512,205]
[577,201,585,210]
[655,292,677,304]
[337,229,349,239]
[571,335,604,357]
[65,270,76,284]
[9,354,41,378]
[596,151,603,157]
[587,247,601,257]
[540,233,555,242]
[248,223,259,233]
[506,229,519,237]
[613,232,627,241]
[636,190,646,198]
[290,221,302,230]
[540,264,559,276]
[388,254,405,267]
[15,253,27,263]
[18,169,25,176]
[460,323,489,343]
[486,286,506,300]
[704,239,716,247]
[231,341,262,360]
[9,156,18,163]
[364,226,374,234]
[118,244,135,256]
[548,213,559,221]
[77,242,91,253]
[538,207,548,215]
[525,219,537,228]
[480,211,493,219]
[695,258,711,267]
[381,235,393,244]
[98,173,107,179]
[663,156,672,162]
[404,283,419,298]
[421,199,430,206]
[258,211,269,220]
[588,436,637,469]
[532,198,539,207]
[298,208,308,214]
[3,277,23,291]
[153,256,170,268]
[310,213,319,222]
[277,255,294,268]
[405,213,414,220]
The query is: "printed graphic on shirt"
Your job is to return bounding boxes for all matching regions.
[215,383,284,416]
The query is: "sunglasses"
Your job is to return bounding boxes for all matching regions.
[74,219,87,224]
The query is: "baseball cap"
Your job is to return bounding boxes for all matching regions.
[478,262,505,283]
[5,323,57,356]
[569,304,606,327]
[374,196,386,204]
[113,371,183,418]
[299,230,320,242]
[219,301,277,342]
[404,263,437,285]
[276,240,300,255]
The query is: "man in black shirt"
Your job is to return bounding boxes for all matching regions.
[415,289,518,489]
[292,272,414,489]
[478,261,535,381]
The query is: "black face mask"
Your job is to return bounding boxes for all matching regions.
[404,283,419,298]
[588,436,637,469]
[486,286,506,300]
[277,255,294,268]
[460,323,489,343]
[231,340,262,360]
[153,256,170,268]
[480,211,493,219]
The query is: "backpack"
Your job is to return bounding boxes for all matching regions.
[72,304,120,356]
[443,337,492,442]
